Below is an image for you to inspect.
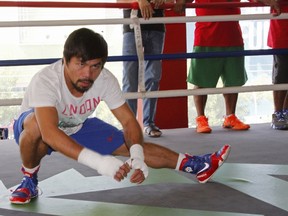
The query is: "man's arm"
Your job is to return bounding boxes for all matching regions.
[34,107,130,181]
[35,107,83,159]
[117,0,165,19]
[111,103,144,148]
[254,0,280,16]
[138,0,155,19]
[173,0,193,14]
[111,103,148,184]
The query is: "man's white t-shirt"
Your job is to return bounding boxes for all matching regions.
[20,59,125,135]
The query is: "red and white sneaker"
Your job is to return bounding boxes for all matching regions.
[10,167,39,204]
[196,144,231,183]
[180,145,231,183]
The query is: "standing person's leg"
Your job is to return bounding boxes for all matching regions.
[122,32,139,116]
[223,93,237,116]
[222,48,249,130]
[193,88,207,117]
[188,47,223,133]
[282,91,288,122]
[271,55,288,129]
[11,110,51,204]
[142,31,165,137]
[193,86,211,133]
[273,90,287,112]
[283,92,288,109]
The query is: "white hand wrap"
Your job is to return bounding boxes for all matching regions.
[126,144,149,178]
[78,148,123,177]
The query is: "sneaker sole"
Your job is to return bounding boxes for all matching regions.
[10,199,31,204]
[10,188,39,205]
[197,144,231,184]
[196,129,212,133]
[196,127,212,133]
[223,125,250,130]
[10,195,38,205]
[271,124,288,130]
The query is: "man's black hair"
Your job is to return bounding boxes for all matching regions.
[63,28,108,66]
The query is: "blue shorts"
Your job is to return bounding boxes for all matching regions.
[13,109,125,155]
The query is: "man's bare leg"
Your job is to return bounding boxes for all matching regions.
[113,142,231,184]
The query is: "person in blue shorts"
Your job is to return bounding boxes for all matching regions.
[10,28,231,205]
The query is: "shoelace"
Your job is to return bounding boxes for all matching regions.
[228,116,243,126]
[12,176,38,197]
[275,112,286,122]
[185,154,211,174]
[197,117,209,127]
[10,186,42,198]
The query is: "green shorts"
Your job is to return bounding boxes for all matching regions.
[187,46,248,88]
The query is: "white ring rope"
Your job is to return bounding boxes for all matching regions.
[125,84,288,99]
[0,13,288,28]
[2,84,288,106]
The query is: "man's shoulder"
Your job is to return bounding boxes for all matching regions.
[100,68,116,78]
[93,68,120,91]
[29,59,62,89]
[37,59,62,78]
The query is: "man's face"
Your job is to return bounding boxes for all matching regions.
[64,56,103,95]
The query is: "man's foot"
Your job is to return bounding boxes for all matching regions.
[10,169,39,204]
[180,144,231,183]
[222,114,250,130]
[271,112,288,130]
[196,115,212,133]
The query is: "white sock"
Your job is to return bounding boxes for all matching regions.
[175,153,186,170]
[22,164,40,174]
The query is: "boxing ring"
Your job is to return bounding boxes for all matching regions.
[0,1,288,216]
